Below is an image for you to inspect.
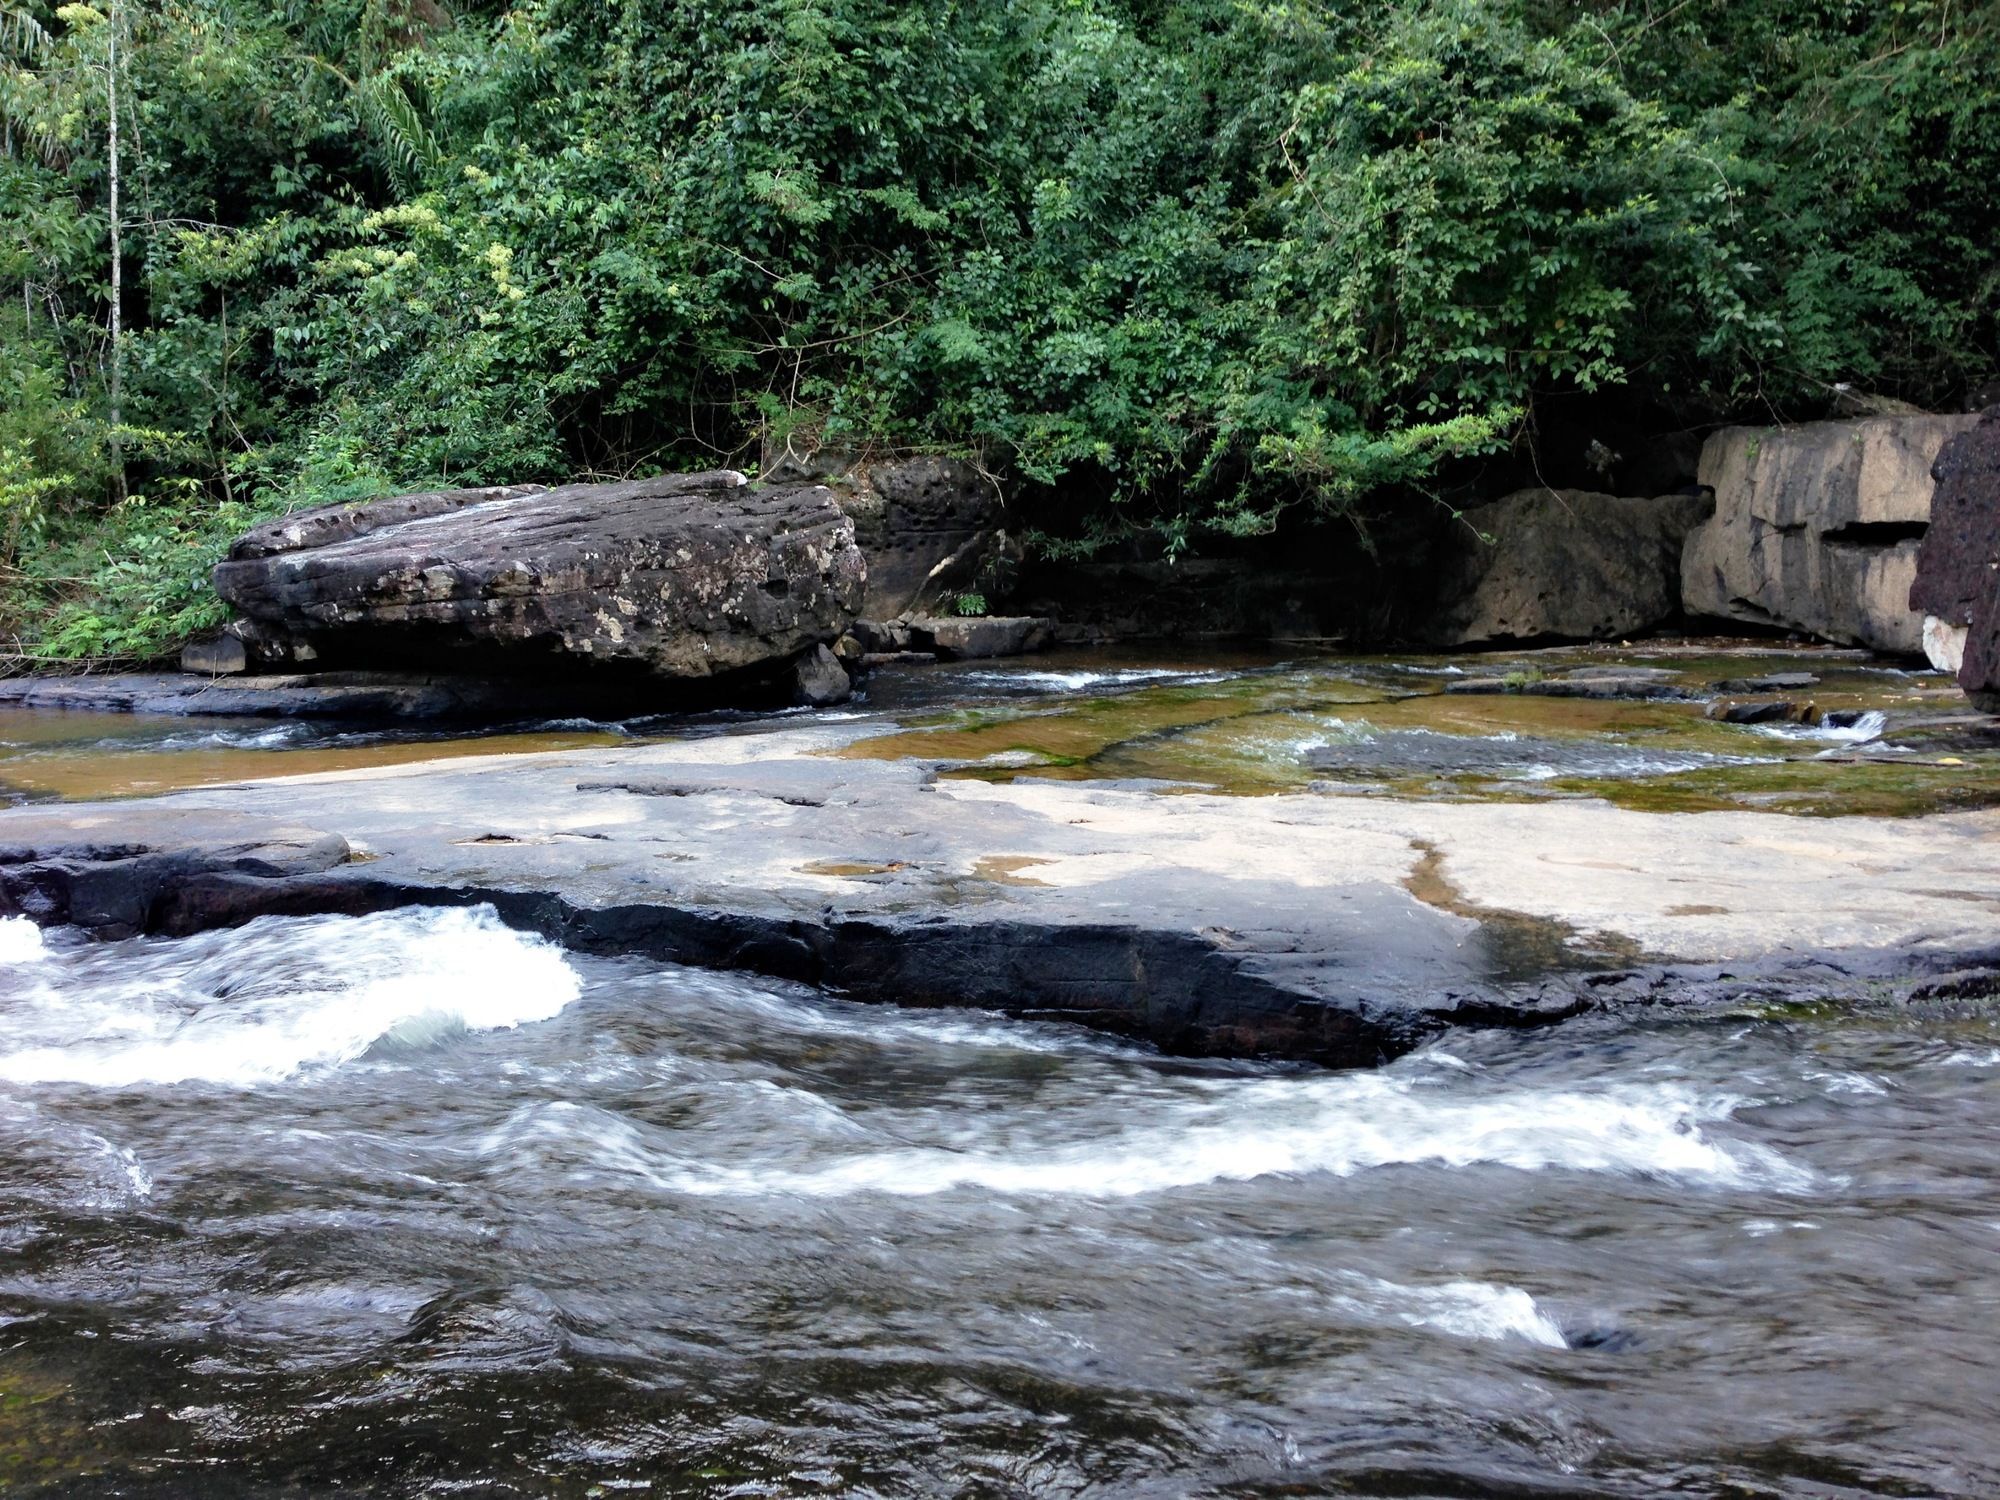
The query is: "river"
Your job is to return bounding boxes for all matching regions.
[1,900,1997,1495]
[2,645,1997,1495]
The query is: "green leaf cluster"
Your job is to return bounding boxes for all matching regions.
[0,0,1994,660]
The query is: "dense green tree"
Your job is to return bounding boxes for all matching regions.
[0,0,1994,659]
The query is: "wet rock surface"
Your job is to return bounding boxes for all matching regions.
[6,643,2000,1066]
[906,614,1053,659]
[1445,665,1695,701]
[213,471,866,681]
[1682,414,1977,651]
[1910,406,2000,709]
[1424,488,1711,646]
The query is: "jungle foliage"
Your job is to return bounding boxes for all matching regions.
[1,0,1996,659]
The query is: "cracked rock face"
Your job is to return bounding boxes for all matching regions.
[212,472,867,680]
[1680,415,1978,651]
[1910,407,2000,709]
[1423,488,1712,646]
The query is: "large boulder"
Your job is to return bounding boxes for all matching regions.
[1681,415,1978,652]
[1909,407,2000,709]
[1422,488,1712,646]
[213,472,866,682]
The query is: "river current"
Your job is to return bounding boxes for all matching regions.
[1,905,1995,1496]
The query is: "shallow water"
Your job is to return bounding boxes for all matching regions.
[5,643,1997,815]
[2,907,1997,1495]
[0,707,628,802]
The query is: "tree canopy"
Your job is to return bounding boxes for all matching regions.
[2,0,1995,658]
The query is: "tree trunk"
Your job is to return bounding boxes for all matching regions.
[106,0,125,500]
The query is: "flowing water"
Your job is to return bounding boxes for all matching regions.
[2,907,1997,1497]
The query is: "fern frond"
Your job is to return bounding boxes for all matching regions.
[0,5,53,61]
[361,72,442,194]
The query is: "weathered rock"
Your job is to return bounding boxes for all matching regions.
[850,618,914,654]
[792,644,852,706]
[1708,698,1812,725]
[1423,489,1712,646]
[0,809,352,938]
[8,732,2000,1065]
[227,616,319,669]
[908,615,1054,660]
[765,451,1010,617]
[1712,671,1819,693]
[180,635,248,675]
[1682,415,1979,651]
[1909,408,2000,709]
[213,472,866,682]
[1446,667,1694,702]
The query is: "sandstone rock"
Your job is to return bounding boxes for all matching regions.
[1708,698,1812,725]
[850,618,914,654]
[1712,671,1819,693]
[1446,669,1694,702]
[765,451,1009,617]
[180,635,248,675]
[792,644,852,706]
[1922,616,1967,676]
[1909,407,2000,708]
[907,615,1053,660]
[1423,489,1712,646]
[1682,414,1978,652]
[213,472,866,683]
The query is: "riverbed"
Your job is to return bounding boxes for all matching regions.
[2,644,1998,1495]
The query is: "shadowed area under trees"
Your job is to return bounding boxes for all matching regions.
[0,0,1995,661]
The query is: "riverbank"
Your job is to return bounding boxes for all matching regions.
[7,644,1998,1066]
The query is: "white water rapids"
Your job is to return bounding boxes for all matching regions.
[0,906,1995,1495]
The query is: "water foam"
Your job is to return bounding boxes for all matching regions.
[0,906,580,1089]
[0,916,46,964]
[1753,710,1887,745]
[1340,1275,1568,1347]
[960,667,1229,694]
[487,1070,1808,1201]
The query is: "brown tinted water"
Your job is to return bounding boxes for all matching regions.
[0,708,624,801]
[834,645,2000,816]
[4,642,1997,815]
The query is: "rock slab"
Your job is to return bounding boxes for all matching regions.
[1682,415,1978,651]
[763,452,1010,617]
[213,472,866,681]
[1909,407,2000,709]
[1424,488,1712,645]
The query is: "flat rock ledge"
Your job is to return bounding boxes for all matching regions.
[7,733,2000,1068]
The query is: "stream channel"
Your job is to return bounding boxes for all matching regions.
[1,644,1997,1496]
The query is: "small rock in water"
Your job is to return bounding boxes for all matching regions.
[1561,665,1679,682]
[1447,670,1692,702]
[794,644,853,707]
[908,615,1053,660]
[1709,698,1812,725]
[179,635,249,676]
[1712,671,1820,693]
[851,618,914,654]
[1564,1322,1642,1353]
